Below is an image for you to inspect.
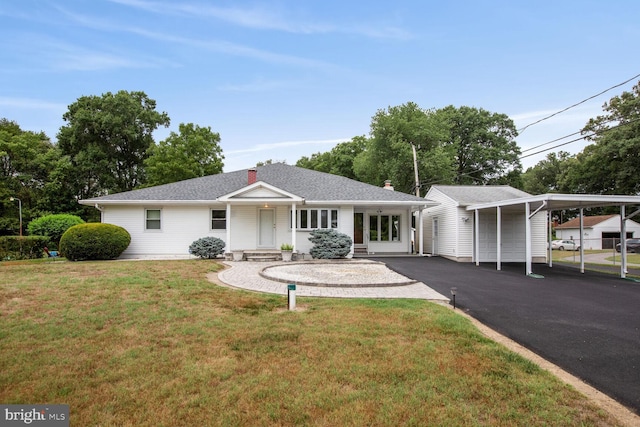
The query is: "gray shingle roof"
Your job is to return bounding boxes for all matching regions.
[431,185,531,206]
[83,163,428,203]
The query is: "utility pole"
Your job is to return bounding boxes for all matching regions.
[410,142,420,197]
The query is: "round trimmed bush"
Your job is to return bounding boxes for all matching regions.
[60,223,131,261]
[27,214,85,248]
[189,236,225,259]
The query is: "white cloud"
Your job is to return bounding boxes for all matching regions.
[107,0,411,39]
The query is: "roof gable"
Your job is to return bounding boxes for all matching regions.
[218,181,303,202]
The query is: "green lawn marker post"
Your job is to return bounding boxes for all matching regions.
[287,284,296,311]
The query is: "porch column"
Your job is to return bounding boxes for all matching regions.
[474,209,480,266]
[579,208,585,274]
[226,202,232,252]
[621,205,627,279]
[525,202,532,275]
[496,206,502,271]
[418,209,424,256]
[291,203,297,251]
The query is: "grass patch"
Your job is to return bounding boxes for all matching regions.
[0,260,620,426]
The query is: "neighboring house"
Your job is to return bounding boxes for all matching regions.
[79,163,434,259]
[422,185,547,263]
[555,214,640,250]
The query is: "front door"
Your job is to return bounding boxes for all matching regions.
[259,209,275,248]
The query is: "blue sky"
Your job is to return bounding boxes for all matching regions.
[1,0,639,173]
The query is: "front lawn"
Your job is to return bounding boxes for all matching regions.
[0,260,619,426]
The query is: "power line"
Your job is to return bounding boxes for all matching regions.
[517,72,640,134]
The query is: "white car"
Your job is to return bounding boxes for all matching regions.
[551,240,580,251]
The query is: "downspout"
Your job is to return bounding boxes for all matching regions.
[94,204,104,222]
[579,208,585,274]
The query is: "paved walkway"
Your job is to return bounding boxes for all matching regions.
[216,260,449,301]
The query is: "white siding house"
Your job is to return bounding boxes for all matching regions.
[81,164,433,259]
[555,214,640,250]
[422,185,547,263]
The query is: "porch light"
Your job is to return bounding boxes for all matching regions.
[9,197,22,237]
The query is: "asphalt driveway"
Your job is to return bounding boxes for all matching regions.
[374,256,640,414]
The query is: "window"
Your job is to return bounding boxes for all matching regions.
[145,209,161,230]
[294,208,339,230]
[369,214,400,242]
[211,209,226,230]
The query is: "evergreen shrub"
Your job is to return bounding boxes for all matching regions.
[27,214,85,248]
[0,236,49,260]
[60,223,131,261]
[189,237,226,259]
[309,229,352,259]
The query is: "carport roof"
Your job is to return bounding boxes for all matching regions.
[466,193,640,212]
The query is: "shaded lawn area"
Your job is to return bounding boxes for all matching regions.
[0,260,619,426]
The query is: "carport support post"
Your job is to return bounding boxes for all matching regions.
[496,206,501,271]
[579,208,585,274]
[621,205,627,279]
[525,202,532,275]
[548,210,553,268]
[474,209,480,266]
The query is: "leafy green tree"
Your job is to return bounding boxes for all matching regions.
[437,105,521,185]
[522,151,574,195]
[0,119,60,235]
[568,81,640,194]
[353,102,450,193]
[144,123,224,186]
[297,136,367,180]
[57,90,170,198]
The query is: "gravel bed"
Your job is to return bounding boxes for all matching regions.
[260,260,418,287]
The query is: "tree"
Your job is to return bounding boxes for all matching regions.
[57,90,170,198]
[297,136,367,180]
[522,151,574,195]
[569,81,640,195]
[437,105,521,185]
[0,119,60,235]
[353,102,450,193]
[144,123,224,186]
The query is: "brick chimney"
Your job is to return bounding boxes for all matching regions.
[248,168,257,185]
[383,180,394,191]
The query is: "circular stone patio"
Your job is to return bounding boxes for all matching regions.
[260,260,418,287]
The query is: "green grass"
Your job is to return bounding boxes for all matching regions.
[0,259,620,426]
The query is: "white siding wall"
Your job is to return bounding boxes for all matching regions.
[422,189,548,263]
[422,188,462,260]
[230,205,258,250]
[103,205,226,257]
[365,208,410,254]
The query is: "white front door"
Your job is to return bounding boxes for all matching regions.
[259,209,275,248]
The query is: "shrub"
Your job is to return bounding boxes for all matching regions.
[0,236,49,260]
[189,237,225,259]
[60,223,131,261]
[309,229,352,259]
[27,214,85,248]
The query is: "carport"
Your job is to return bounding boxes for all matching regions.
[466,194,640,278]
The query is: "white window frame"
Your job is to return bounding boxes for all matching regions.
[369,214,401,242]
[145,208,162,231]
[211,209,226,230]
[292,208,339,230]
